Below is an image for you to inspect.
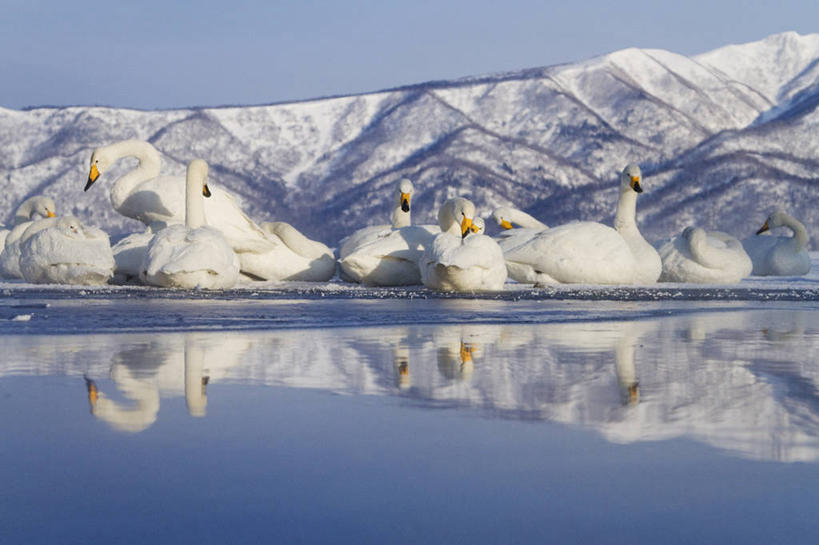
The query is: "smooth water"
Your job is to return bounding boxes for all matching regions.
[2,297,819,544]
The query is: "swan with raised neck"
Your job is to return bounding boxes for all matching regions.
[87,140,162,216]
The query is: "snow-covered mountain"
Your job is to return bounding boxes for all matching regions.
[1,31,817,247]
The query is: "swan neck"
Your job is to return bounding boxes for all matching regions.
[391,199,411,228]
[613,188,638,232]
[107,141,162,210]
[511,209,547,229]
[186,173,207,230]
[783,214,809,249]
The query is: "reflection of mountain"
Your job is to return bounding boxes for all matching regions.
[2,309,819,460]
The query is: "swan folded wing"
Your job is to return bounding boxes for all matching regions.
[201,189,273,253]
[150,227,237,276]
[504,222,636,284]
[338,224,392,258]
[347,226,437,262]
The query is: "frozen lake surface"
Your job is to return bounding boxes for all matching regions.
[2,266,819,544]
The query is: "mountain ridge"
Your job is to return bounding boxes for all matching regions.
[1,31,816,248]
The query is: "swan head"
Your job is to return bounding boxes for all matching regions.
[620,163,643,193]
[21,196,57,220]
[57,216,84,238]
[439,198,476,238]
[85,146,115,191]
[396,178,414,213]
[187,159,212,198]
[468,217,485,236]
[682,226,705,244]
[756,208,787,235]
[491,207,516,230]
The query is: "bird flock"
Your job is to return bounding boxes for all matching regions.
[0,139,811,291]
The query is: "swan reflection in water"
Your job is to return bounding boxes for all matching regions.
[82,334,249,432]
[2,307,818,461]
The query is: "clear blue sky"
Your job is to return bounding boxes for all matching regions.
[2,0,817,110]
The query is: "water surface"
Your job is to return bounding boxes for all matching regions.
[2,301,819,543]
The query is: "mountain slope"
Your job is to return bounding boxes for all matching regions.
[0,31,816,248]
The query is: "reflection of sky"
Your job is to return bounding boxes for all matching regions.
[3,307,819,462]
[3,306,819,543]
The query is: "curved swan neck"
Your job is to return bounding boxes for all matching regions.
[438,198,472,236]
[103,140,162,210]
[687,229,722,270]
[782,213,809,250]
[185,160,208,229]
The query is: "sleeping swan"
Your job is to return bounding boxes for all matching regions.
[338,178,417,259]
[1,197,59,279]
[502,164,661,285]
[419,198,507,292]
[491,206,548,252]
[17,216,114,285]
[141,159,240,289]
[658,227,752,284]
[741,209,811,276]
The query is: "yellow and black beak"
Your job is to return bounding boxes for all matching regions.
[756,220,770,235]
[85,164,100,192]
[500,219,514,230]
[202,184,212,198]
[460,342,474,363]
[400,192,411,213]
[84,376,98,409]
[460,216,473,238]
[630,175,643,193]
[46,208,56,218]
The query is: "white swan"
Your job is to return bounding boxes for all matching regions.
[491,207,549,254]
[0,196,57,278]
[251,221,336,281]
[491,207,547,230]
[741,209,811,276]
[87,140,333,282]
[419,198,507,292]
[17,216,114,285]
[141,159,240,289]
[502,164,661,285]
[338,225,439,286]
[338,178,415,259]
[658,227,752,284]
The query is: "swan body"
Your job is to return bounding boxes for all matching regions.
[0,196,57,278]
[339,225,439,286]
[110,230,156,283]
[742,210,811,276]
[17,216,114,285]
[251,222,336,281]
[502,164,661,285]
[419,198,507,292]
[658,227,752,284]
[141,160,240,289]
[338,178,415,259]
